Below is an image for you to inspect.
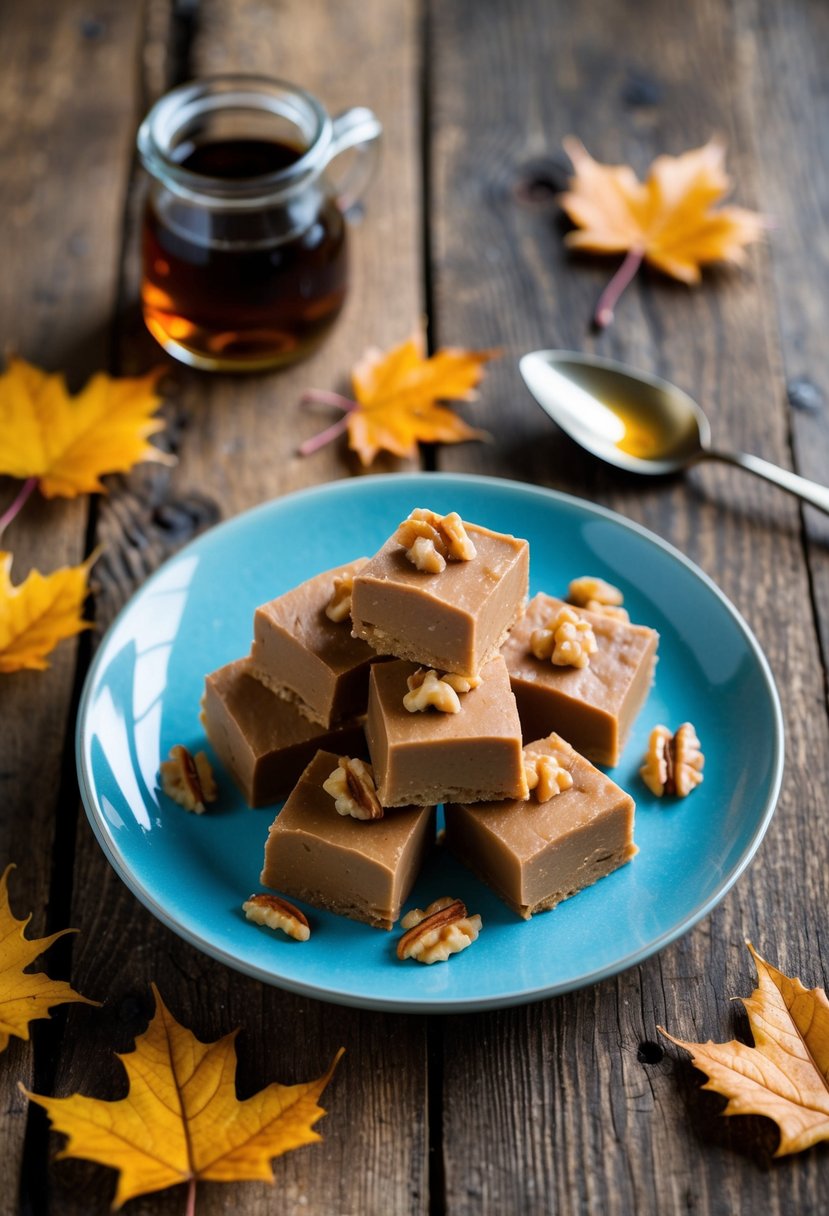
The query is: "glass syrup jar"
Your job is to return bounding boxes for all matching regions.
[137,75,381,372]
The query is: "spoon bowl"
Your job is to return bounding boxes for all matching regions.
[519,349,829,514]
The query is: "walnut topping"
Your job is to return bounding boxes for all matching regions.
[243,893,310,941]
[584,600,630,621]
[325,572,355,622]
[159,745,217,813]
[322,757,384,819]
[408,667,481,694]
[640,722,704,797]
[408,534,446,573]
[523,750,573,802]
[568,575,624,608]
[434,511,477,561]
[397,897,482,964]
[530,605,598,669]
[444,672,481,693]
[396,508,477,573]
[403,667,480,713]
[568,576,630,621]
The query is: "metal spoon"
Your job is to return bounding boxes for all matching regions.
[519,349,829,515]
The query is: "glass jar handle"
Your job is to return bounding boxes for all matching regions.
[326,107,382,212]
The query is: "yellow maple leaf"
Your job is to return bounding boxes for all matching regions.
[0,357,172,499]
[0,865,97,1052]
[299,331,493,466]
[559,137,766,327]
[25,986,343,1209]
[0,550,95,673]
[660,942,829,1156]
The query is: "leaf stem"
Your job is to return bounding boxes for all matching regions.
[594,246,645,329]
[300,389,359,413]
[185,1177,196,1216]
[0,477,38,539]
[298,414,352,457]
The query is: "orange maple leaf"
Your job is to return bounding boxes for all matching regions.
[660,942,829,1156]
[0,550,95,673]
[0,864,97,1052]
[299,331,493,466]
[0,357,173,504]
[24,986,343,1209]
[559,137,766,327]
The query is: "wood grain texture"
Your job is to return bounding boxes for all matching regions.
[735,0,829,667]
[48,3,429,1215]
[428,0,829,1212]
[0,4,144,1210]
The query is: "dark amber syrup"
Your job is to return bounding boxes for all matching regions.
[141,138,348,370]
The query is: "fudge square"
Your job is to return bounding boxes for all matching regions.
[444,733,637,919]
[249,558,376,728]
[351,514,529,677]
[260,750,435,929]
[202,659,366,807]
[365,655,527,807]
[501,593,658,766]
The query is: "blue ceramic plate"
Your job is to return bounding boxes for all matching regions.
[77,474,783,1012]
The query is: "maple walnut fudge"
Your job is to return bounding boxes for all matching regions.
[351,513,529,677]
[202,659,366,807]
[444,733,637,919]
[501,593,658,766]
[260,750,435,930]
[365,655,527,807]
[249,559,377,728]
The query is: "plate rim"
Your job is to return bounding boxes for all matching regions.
[76,471,785,1012]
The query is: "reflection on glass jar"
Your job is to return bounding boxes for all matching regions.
[137,76,381,372]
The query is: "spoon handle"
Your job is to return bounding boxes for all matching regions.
[706,449,829,515]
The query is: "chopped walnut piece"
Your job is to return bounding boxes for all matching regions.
[530,605,598,669]
[408,534,446,573]
[397,897,482,964]
[406,667,480,695]
[672,723,705,796]
[402,668,470,713]
[243,893,310,941]
[159,745,217,813]
[322,756,384,819]
[569,576,629,620]
[568,575,624,608]
[640,722,704,797]
[441,671,481,693]
[325,572,355,622]
[640,726,671,795]
[400,895,457,930]
[396,508,476,572]
[584,599,630,622]
[434,511,477,561]
[396,513,445,570]
[523,750,573,802]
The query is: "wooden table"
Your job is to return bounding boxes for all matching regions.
[3,1,828,1212]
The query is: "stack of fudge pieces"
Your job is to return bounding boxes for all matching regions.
[202,509,659,934]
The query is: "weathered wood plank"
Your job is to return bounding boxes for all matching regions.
[94,0,424,625]
[735,0,829,667]
[428,0,829,1212]
[0,4,145,1211]
[50,2,428,1215]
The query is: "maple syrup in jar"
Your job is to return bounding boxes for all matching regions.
[137,77,381,371]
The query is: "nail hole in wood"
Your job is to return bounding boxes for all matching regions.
[513,157,569,207]
[621,70,663,108]
[787,376,824,413]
